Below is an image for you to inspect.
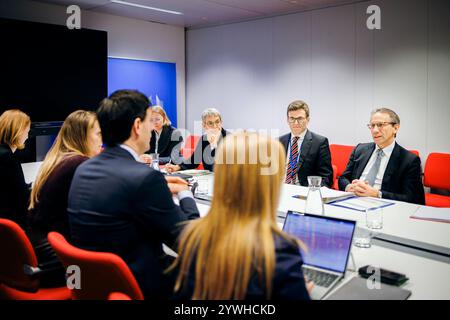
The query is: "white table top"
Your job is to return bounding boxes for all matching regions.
[196,202,450,299]
[279,184,450,254]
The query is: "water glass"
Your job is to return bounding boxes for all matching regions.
[366,207,383,229]
[353,225,372,248]
[150,153,160,171]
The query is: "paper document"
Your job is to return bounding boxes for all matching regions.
[178,169,211,176]
[328,196,395,212]
[293,187,353,203]
[410,206,450,223]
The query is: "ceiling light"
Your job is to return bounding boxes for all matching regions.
[110,0,183,15]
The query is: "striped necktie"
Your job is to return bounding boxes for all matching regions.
[285,136,300,184]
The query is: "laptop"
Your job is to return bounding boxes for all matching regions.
[282,211,356,300]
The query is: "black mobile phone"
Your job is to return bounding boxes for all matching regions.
[358,265,409,286]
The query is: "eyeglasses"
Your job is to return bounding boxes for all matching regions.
[288,117,307,124]
[367,122,395,130]
[150,118,163,123]
[205,120,221,127]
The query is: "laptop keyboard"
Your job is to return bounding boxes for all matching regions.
[303,268,339,288]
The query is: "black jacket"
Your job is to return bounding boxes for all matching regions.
[67,146,200,299]
[338,142,425,205]
[0,144,30,228]
[147,125,183,163]
[172,235,310,300]
[179,128,228,172]
[279,130,333,187]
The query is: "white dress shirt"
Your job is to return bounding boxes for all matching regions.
[360,140,396,190]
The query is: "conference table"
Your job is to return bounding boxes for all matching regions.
[21,162,450,299]
[191,174,450,300]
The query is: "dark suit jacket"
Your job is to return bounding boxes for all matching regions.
[338,142,425,205]
[179,128,228,172]
[147,125,183,163]
[172,234,310,300]
[0,144,30,228]
[67,146,200,299]
[279,130,333,188]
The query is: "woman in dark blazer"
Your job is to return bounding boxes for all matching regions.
[0,109,31,229]
[27,110,102,287]
[170,132,312,300]
[145,105,183,164]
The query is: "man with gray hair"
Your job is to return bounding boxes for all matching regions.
[339,108,425,205]
[166,108,228,172]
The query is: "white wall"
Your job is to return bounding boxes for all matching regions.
[186,0,450,160]
[0,0,186,127]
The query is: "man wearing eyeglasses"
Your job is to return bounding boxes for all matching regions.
[166,108,228,172]
[279,100,333,187]
[338,108,425,205]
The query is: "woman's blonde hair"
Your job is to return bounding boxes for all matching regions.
[151,105,171,126]
[29,110,98,210]
[171,131,304,299]
[0,109,31,150]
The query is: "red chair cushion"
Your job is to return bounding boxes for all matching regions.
[424,153,450,190]
[329,144,354,177]
[425,193,450,208]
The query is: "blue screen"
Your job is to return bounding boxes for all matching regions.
[108,57,177,127]
[283,212,355,273]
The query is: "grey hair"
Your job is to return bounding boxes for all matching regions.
[371,107,400,125]
[201,108,222,122]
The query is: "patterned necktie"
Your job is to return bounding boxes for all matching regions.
[365,149,384,186]
[285,136,300,184]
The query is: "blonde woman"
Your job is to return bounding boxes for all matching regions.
[171,132,311,300]
[0,109,31,228]
[27,110,101,287]
[144,105,182,164]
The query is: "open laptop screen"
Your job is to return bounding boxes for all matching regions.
[282,211,356,274]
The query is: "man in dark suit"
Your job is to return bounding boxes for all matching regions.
[166,108,228,172]
[67,90,200,299]
[339,108,425,205]
[279,100,333,187]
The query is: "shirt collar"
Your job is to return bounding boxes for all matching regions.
[291,129,307,141]
[376,140,395,157]
[119,144,141,162]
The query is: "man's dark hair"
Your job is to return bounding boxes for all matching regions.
[97,89,151,146]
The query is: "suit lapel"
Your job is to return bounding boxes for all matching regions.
[381,143,399,188]
[298,130,312,170]
[157,126,170,154]
[356,143,375,178]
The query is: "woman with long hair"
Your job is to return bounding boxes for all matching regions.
[171,132,311,299]
[28,110,102,287]
[0,109,31,228]
[144,105,183,164]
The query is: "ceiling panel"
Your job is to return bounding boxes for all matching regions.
[33,0,366,28]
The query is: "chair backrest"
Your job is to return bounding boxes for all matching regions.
[0,219,40,292]
[108,292,132,300]
[47,232,144,300]
[329,144,354,177]
[184,135,200,150]
[409,150,420,157]
[424,153,450,190]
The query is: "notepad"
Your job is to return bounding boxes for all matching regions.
[328,196,395,212]
[410,206,450,223]
[292,187,353,203]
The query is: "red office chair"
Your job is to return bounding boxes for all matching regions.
[423,153,450,207]
[329,144,354,190]
[180,135,204,170]
[332,164,338,190]
[47,232,144,300]
[409,150,420,157]
[108,292,132,300]
[0,219,71,300]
